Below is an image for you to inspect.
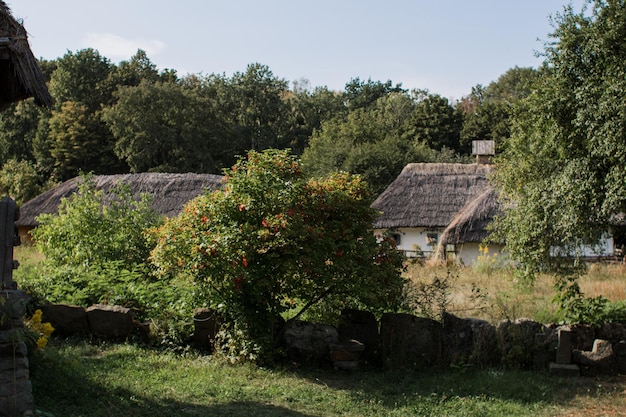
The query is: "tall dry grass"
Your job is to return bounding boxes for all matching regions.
[403,259,626,325]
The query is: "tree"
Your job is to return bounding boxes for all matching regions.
[0,99,43,164]
[46,49,126,180]
[407,90,463,152]
[103,79,221,173]
[458,67,540,148]
[0,159,47,205]
[283,84,344,155]
[229,63,291,151]
[149,150,406,361]
[343,77,405,111]
[48,49,115,111]
[301,92,456,196]
[492,0,625,273]
[48,101,123,180]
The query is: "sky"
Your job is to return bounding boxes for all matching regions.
[10,1,586,101]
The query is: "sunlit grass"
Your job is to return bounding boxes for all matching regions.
[403,259,626,324]
[29,340,626,417]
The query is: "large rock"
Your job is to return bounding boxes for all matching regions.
[86,304,134,340]
[337,309,380,365]
[380,313,443,369]
[572,339,615,375]
[497,318,550,369]
[41,304,89,336]
[443,313,498,367]
[282,320,338,364]
[614,340,626,374]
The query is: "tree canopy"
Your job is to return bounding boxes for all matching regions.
[492,0,626,273]
[1,45,528,202]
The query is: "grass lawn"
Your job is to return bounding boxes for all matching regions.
[30,340,626,417]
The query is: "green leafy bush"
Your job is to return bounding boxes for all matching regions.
[33,174,161,268]
[149,150,406,362]
[22,174,200,344]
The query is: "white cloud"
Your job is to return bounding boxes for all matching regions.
[83,33,166,60]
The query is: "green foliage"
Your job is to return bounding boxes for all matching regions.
[458,67,540,148]
[553,274,626,325]
[403,270,455,322]
[103,79,221,173]
[22,176,203,344]
[301,91,465,196]
[150,150,406,361]
[492,1,626,274]
[33,174,161,268]
[0,159,49,204]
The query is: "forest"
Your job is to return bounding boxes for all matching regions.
[0,46,539,204]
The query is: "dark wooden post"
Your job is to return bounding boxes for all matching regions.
[0,196,19,290]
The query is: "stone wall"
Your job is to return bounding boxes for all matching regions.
[281,309,626,375]
[36,303,626,375]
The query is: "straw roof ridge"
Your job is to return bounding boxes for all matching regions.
[0,2,53,109]
[372,163,494,229]
[439,186,500,246]
[17,172,225,227]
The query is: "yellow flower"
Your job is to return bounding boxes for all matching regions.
[31,309,43,324]
[36,337,48,349]
[42,322,55,336]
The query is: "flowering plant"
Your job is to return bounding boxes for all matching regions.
[25,309,55,349]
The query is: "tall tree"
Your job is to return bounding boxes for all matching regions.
[103,78,222,173]
[493,0,625,272]
[229,63,291,151]
[45,49,125,179]
[407,90,463,152]
[48,49,114,111]
[302,92,448,196]
[458,67,540,148]
[343,77,405,111]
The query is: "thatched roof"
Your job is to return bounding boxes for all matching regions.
[16,173,225,227]
[371,163,494,229]
[0,2,52,109]
[439,187,500,245]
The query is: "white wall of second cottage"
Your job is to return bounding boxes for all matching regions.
[373,227,443,258]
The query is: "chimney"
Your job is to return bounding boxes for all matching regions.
[472,140,495,165]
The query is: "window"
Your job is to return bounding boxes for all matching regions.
[426,233,438,247]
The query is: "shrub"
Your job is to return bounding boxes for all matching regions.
[33,174,161,268]
[23,175,199,344]
[149,150,406,362]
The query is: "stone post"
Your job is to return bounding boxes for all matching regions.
[0,197,34,416]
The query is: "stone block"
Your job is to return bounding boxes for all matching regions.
[556,329,573,364]
[443,313,498,367]
[329,339,365,363]
[191,308,220,350]
[572,339,615,375]
[337,309,380,365]
[41,304,89,335]
[380,313,443,369]
[282,320,338,364]
[613,340,626,374]
[86,304,134,340]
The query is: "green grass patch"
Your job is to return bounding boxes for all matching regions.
[30,339,625,417]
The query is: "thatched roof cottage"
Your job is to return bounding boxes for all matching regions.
[371,163,501,265]
[0,2,52,110]
[16,173,224,241]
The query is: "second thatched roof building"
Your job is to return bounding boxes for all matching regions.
[371,162,501,265]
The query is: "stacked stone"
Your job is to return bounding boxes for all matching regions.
[0,316,34,417]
